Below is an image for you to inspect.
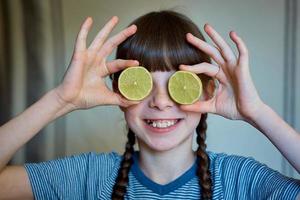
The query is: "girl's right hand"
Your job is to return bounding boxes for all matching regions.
[54,16,139,111]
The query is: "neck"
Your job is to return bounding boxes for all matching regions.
[136,136,196,185]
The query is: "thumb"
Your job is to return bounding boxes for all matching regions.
[118,94,140,107]
[179,99,215,114]
[107,92,140,107]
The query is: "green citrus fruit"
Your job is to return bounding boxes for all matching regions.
[118,66,153,101]
[168,71,202,104]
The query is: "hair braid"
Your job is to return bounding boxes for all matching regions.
[196,113,212,199]
[111,129,135,200]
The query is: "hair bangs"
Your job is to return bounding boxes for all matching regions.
[116,11,210,72]
[113,11,212,89]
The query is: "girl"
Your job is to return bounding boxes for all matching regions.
[0,10,300,200]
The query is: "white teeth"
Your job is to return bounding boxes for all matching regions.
[145,119,178,128]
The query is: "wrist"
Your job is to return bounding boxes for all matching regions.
[242,100,268,125]
[49,88,77,118]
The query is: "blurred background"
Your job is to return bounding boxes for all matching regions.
[0,0,299,179]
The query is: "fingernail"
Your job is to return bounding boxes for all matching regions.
[179,105,187,110]
[125,101,139,107]
[180,64,188,69]
[112,16,119,22]
[186,33,193,37]
[204,23,210,30]
[231,31,237,37]
[130,24,137,31]
[86,17,92,23]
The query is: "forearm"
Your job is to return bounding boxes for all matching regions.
[0,89,74,172]
[247,103,300,174]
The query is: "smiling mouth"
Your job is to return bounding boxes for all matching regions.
[144,119,182,128]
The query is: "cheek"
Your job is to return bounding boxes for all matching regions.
[123,105,143,131]
[124,109,137,127]
[186,112,202,129]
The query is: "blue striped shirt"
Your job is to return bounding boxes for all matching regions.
[24,151,300,199]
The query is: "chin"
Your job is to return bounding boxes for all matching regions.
[148,142,178,152]
[140,135,190,152]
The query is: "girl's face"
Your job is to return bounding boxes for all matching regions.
[122,71,202,152]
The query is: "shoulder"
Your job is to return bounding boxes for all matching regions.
[206,151,300,199]
[207,151,263,170]
[24,151,123,180]
[87,151,122,166]
[24,151,123,199]
[25,151,122,171]
[206,151,272,182]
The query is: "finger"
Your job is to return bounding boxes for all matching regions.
[186,33,225,66]
[204,24,237,65]
[95,89,140,107]
[179,63,227,84]
[108,92,140,107]
[105,59,139,75]
[75,17,93,52]
[88,16,119,52]
[179,98,216,114]
[229,31,249,67]
[97,24,137,59]
[118,95,141,107]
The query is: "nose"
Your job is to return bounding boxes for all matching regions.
[149,87,175,110]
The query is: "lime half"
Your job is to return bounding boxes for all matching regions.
[118,66,153,101]
[168,71,202,104]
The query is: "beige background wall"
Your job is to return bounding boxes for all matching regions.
[8,0,299,179]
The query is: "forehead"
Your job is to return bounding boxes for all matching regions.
[150,71,175,82]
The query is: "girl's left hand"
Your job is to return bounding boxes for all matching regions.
[179,24,264,122]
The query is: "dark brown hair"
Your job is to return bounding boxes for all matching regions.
[111,10,212,199]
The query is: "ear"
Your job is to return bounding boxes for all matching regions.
[202,78,216,101]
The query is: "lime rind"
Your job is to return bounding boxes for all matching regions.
[118,66,153,101]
